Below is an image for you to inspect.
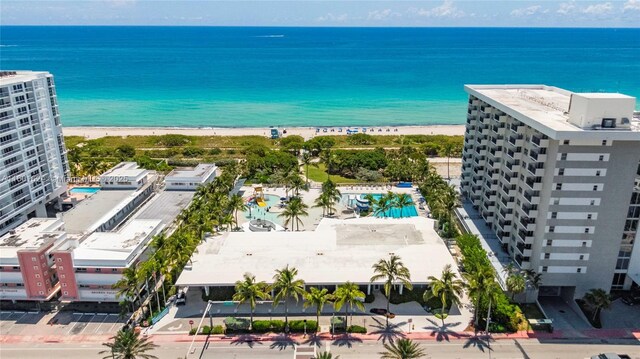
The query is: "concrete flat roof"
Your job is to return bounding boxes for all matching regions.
[0,219,64,260]
[100,162,147,180]
[61,189,135,234]
[74,219,163,263]
[166,164,217,181]
[465,85,639,140]
[176,217,458,287]
[132,190,194,226]
[0,70,48,85]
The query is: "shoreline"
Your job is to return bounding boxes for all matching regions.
[63,124,466,140]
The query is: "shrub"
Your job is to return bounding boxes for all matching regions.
[211,325,225,334]
[269,319,285,332]
[347,325,367,334]
[330,316,346,331]
[346,133,376,145]
[201,326,211,335]
[223,317,251,331]
[182,147,205,157]
[156,134,191,147]
[251,320,272,333]
[189,328,197,335]
[209,148,223,155]
[289,320,318,333]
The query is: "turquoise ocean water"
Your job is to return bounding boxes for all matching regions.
[1,26,638,128]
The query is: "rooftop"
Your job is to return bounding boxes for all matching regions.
[132,190,195,226]
[0,218,63,249]
[465,85,639,140]
[0,70,49,85]
[166,164,217,181]
[61,189,135,234]
[176,216,457,287]
[73,219,163,263]
[100,162,148,180]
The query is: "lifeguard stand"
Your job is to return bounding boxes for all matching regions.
[253,185,267,207]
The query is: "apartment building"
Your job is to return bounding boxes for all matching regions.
[461,85,640,299]
[165,163,217,191]
[0,71,70,237]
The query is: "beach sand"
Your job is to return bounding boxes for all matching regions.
[63,125,465,140]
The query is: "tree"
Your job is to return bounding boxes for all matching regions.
[524,269,543,290]
[288,172,307,196]
[227,194,247,230]
[313,193,334,218]
[393,193,413,219]
[379,338,426,359]
[321,179,342,211]
[272,265,306,330]
[99,329,158,359]
[583,288,612,322]
[506,273,526,302]
[278,196,309,231]
[442,142,455,180]
[333,282,365,327]
[314,352,339,359]
[116,144,136,160]
[300,152,313,187]
[304,287,332,331]
[233,273,271,329]
[425,264,464,326]
[463,266,495,327]
[113,266,140,313]
[370,255,413,327]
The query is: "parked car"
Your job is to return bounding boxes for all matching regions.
[176,291,186,306]
[590,353,631,359]
[369,308,395,318]
[620,294,640,306]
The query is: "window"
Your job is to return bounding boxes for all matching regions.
[579,255,584,260]
[58,266,63,271]
[35,274,40,278]
[587,214,592,219]
[60,274,65,279]
[95,268,101,272]
[111,268,118,272]
[593,185,598,191]
[602,140,607,146]
[547,240,553,246]
[554,198,560,205]
[582,241,587,247]
[556,183,562,190]
[542,266,548,272]
[584,228,590,234]
[599,155,604,161]
[563,140,570,145]
[37,282,42,286]
[31,257,36,262]
[577,268,582,273]
[549,226,555,233]
[551,212,557,219]
[596,170,601,176]
[57,258,62,262]
[544,253,550,259]
[561,153,567,160]
[33,266,39,270]
[63,291,68,296]
[590,200,596,206]
[62,283,67,287]
[39,291,44,295]
[558,168,565,176]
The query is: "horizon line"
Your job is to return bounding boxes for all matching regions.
[1,25,639,29]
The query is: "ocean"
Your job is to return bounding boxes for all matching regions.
[1,26,639,128]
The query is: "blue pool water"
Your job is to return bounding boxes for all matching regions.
[70,187,101,194]
[243,194,283,224]
[346,193,418,218]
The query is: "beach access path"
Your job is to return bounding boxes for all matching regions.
[63,125,466,140]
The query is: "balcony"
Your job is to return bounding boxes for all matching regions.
[527,163,544,176]
[531,135,549,148]
[523,191,540,205]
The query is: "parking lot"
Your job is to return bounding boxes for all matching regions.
[0,311,126,337]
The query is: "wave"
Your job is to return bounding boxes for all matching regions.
[0,45,18,47]
[254,35,284,38]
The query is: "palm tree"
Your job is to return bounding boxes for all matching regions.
[425,264,464,326]
[272,265,306,330]
[380,338,426,359]
[113,266,140,313]
[442,142,455,180]
[370,255,413,327]
[393,193,413,219]
[288,172,306,196]
[463,266,495,327]
[99,329,158,359]
[314,352,339,359]
[506,273,526,302]
[227,194,247,230]
[333,282,365,327]
[524,269,543,290]
[278,196,309,231]
[233,273,271,330]
[583,288,612,322]
[314,193,334,217]
[320,179,342,215]
[300,152,313,187]
[303,287,332,331]
[373,193,394,218]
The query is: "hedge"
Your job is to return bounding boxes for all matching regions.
[289,320,318,333]
[189,325,225,335]
[347,325,367,334]
[251,320,285,333]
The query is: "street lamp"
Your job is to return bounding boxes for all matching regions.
[303,319,307,337]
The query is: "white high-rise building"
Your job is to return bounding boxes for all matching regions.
[461,85,640,299]
[0,71,70,237]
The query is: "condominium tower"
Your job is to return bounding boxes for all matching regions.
[461,85,640,299]
[0,71,70,237]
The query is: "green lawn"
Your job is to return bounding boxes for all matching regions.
[306,163,359,184]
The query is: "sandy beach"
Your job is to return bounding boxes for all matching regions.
[63,125,465,140]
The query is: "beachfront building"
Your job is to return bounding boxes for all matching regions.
[164,163,217,191]
[460,84,640,299]
[0,71,70,237]
[176,217,457,297]
[99,162,149,189]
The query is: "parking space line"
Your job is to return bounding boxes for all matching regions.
[107,314,121,333]
[5,312,27,333]
[94,314,109,334]
[67,314,83,335]
[79,314,97,335]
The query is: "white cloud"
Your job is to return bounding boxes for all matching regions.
[623,0,640,11]
[510,5,544,17]
[582,2,613,14]
[316,13,348,22]
[557,2,577,14]
[367,9,401,21]
[409,0,465,18]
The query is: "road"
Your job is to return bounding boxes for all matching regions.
[1,339,639,359]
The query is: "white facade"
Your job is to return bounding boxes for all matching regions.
[461,84,640,298]
[0,71,70,237]
[99,162,148,189]
[165,163,217,191]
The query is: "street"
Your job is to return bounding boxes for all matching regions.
[1,338,639,359]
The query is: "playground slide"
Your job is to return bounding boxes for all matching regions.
[256,197,267,207]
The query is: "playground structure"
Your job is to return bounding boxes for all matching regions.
[252,185,267,207]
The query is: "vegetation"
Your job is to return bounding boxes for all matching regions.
[424,264,465,326]
[333,282,366,327]
[272,265,307,329]
[315,352,340,359]
[100,329,158,359]
[580,288,612,327]
[370,255,413,327]
[232,273,271,330]
[304,287,332,330]
[506,273,526,301]
[380,338,426,359]
[418,172,459,238]
[278,196,309,231]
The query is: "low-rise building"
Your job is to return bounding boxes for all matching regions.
[165,164,217,191]
[99,162,149,189]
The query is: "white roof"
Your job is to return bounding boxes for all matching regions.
[0,218,64,261]
[166,164,217,182]
[176,217,458,287]
[465,85,639,140]
[0,70,49,85]
[73,219,163,264]
[100,162,147,180]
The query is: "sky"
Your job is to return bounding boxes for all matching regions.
[1,0,639,27]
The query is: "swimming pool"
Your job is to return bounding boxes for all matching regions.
[243,194,284,225]
[344,193,418,218]
[70,187,101,195]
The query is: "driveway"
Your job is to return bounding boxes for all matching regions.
[600,298,640,329]
[538,296,591,337]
